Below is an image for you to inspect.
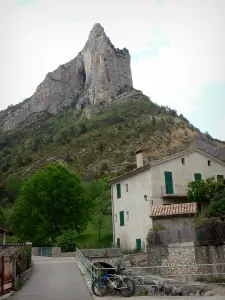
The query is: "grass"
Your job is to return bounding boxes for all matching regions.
[75,215,113,249]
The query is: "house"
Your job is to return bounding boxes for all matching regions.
[149,202,198,244]
[109,147,225,251]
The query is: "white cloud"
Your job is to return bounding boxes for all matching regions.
[0,0,225,139]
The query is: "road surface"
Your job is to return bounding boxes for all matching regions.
[10,256,93,300]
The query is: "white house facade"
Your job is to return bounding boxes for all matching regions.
[109,147,225,251]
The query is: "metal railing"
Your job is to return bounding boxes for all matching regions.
[75,247,225,292]
[75,248,109,282]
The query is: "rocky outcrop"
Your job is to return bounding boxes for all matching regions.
[0,23,133,133]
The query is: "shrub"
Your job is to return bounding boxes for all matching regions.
[57,230,77,252]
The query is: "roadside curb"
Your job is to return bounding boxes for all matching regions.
[0,291,15,299]
[76,261,94,296]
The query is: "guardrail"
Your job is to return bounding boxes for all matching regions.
[75,248,225,296]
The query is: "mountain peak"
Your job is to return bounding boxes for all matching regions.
[90,23,105,36]
[0,23,134,133]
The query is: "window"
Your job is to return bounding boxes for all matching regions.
[126,183,128,192]
[136,238,142,251]
[115,214,117,222]
[164,171,174,194]
[119,211,125,226]
[208,160,211,166]
[194,173,202,181]
[217,175,224,182]
[126,211,129,220]
[117,238,120,248]
[116,183,121,199]
[181,158,185,165]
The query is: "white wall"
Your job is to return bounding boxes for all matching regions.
[150,151,225,205]
[112,168,152,250]
[112,150,225,250]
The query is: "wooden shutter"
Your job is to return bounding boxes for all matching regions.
[136,239,141,251]
[164,171,174,194]
[194,173,202,181]
[116,183,121,198]
[119,211,124,226]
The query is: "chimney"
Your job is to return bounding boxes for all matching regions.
[136,149,144,168]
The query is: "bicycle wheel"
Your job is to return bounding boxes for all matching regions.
[92,277,110,297]
[118,277,136,297]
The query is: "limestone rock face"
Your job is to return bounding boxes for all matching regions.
[0,23,133,133]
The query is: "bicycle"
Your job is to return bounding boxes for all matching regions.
[92,267,136,297]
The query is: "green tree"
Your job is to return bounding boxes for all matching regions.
[0,208,5,227]
[187,177,223,204]
[206,193,225,218]
[84,177,111,241]
[4,175,23,203]
[10,164,90,246]
[56,230,77,252]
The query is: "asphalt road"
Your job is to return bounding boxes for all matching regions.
[10,256,93,300]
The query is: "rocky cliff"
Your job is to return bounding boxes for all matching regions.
[0,23,133,133]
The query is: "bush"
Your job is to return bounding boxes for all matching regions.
[57,230,77,252]
[195,216,225,245]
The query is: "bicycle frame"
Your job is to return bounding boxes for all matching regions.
[102,273,127,289]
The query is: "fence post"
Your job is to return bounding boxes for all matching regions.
[12,258,17,290]
[1,256,4,294]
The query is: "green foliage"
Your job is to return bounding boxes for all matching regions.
[75,216,112,249]
[56,230,77,252]
[0,207,5,227]
[3,175,23,203]
[84,177,111,241]
[150,225,166,232]
[190,177,225,244]
[187,177,224,204]
[10,164,91,246]
[206,194,225,218]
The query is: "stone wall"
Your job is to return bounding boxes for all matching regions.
[14,266,33,291]
[0,243,28,256]
[195,244,225,279]
[61,252,76,257]
[32,247,61,257]
[52,247,61,257]
[123,252,147,267]
[81,248,121,258]
[147,242,225,279]
[147,242,197,277]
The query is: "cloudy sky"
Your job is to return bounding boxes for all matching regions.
[1,0,225,140]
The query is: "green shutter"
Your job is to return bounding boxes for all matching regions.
[117,183,121,198]
[164,172,174,194]
[194,173,202,181]
[136,239,142,251]
[217,175,224,182]
[117,238,120,248]
[119,211,124,226]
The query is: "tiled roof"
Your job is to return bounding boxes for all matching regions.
[150,202,197,218]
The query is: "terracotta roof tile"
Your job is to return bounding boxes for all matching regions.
[150,202,197,218]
